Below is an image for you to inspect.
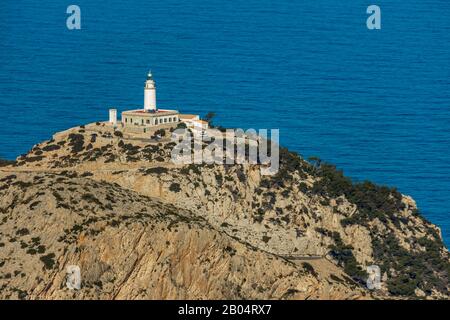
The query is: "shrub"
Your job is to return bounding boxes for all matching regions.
[224,246,236,256]
[176,122,187,129]
[215,173,223,185]
[236,167,247,183]
[40,253,56,270]
[180,164,201,175]
[302,262,318,277]
[154,129,166,137]
[373,233,449,297]
[328,232,367,281]
[387,273,418,296]
[0,158,15,167]
[82,193,102,205]
[26,248,37,255]
[24,156,44,163]
[16,228,30,236]
[68,133,85,153]
[80,172,94,177]
[310,163,405,227]
[42,144,61,152]
[143,167,168,175]
[204,112,216,125]
[169,183,181,193]
[298,182,309,194]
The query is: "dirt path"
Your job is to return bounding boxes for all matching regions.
[0,161,178,174]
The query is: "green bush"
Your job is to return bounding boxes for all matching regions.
[308,162,405,227]
[328,232,367,281]
[68,133,85,153]
[176,122,187,129]
[144,167,168,175]
[16,228,30,236]
[42,144,61,152]
[154,129,166,137]
[169,183,181,193]
[298,182,309,194]
[373,233,449,297]
[0,159,16,167]
[302,262,318,277]
[40,253,56,270]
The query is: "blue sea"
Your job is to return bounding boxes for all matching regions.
[1,1,449,245]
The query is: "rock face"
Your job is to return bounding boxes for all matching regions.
[0,123,448,299]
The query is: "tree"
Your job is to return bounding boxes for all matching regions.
[204,112,216,126]
[308,156,322,169]
[154,129,166,137]
[176,122,187,129]
[0,158,15,167]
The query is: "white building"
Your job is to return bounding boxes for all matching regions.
[107,71,208,135]
[179,114,209,135]
[120,71,180,132]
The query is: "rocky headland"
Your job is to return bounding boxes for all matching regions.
[0,123,448,299]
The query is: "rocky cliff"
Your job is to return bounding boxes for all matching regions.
[0,123,448,299]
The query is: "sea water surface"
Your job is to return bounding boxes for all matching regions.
[0,1,449,244]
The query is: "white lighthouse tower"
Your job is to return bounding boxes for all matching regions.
[144,70,156,111]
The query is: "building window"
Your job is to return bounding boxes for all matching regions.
[159,118,163,124]
[164,118,167,123]
[146,119,150,124]
[125,118,127,123]
[141,119,144,125]
[168,118,172,122]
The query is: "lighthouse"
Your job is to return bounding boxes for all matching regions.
[144,70,156,111]
[107,71,206,135]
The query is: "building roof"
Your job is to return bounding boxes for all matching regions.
[179,114,199,120]
[122,109,179,117]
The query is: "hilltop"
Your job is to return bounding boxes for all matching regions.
[0,123,448,299]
